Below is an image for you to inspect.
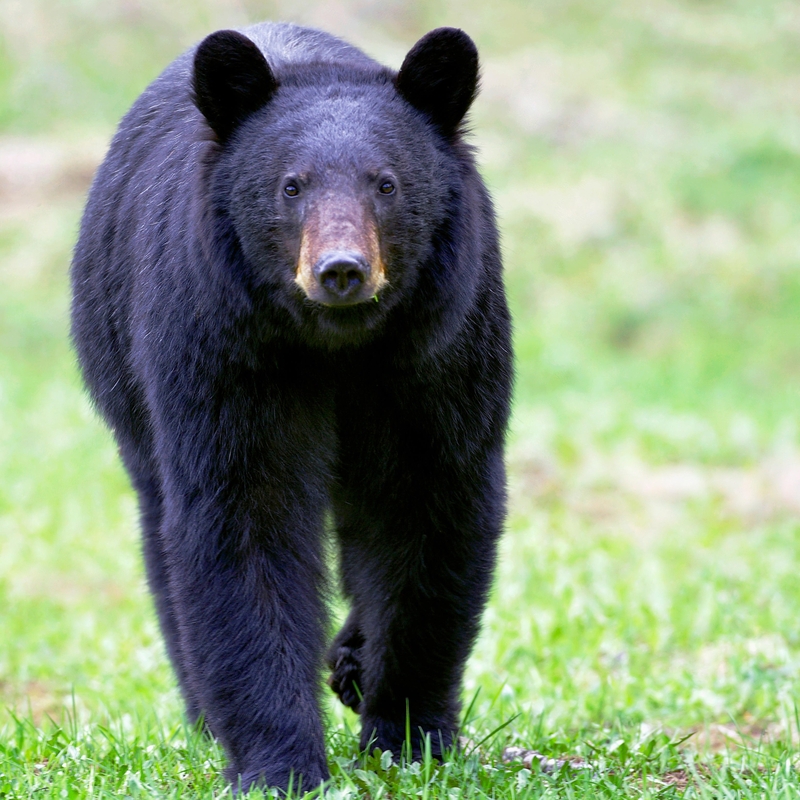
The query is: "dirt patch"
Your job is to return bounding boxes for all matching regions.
[509,445,800,536]
[690,719,795,753]
[0,679,66,726]
[0,136,105,221]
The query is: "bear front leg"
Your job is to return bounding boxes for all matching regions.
[161,494,331,792]
[333,446,506,762]
[147,371,336,793]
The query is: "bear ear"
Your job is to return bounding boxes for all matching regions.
[396,27,479,138]
[193,30,279,142]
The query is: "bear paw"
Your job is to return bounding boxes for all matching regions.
[326,624,364,712]
[327,642,363,711]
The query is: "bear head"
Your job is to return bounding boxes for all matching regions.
[192,27,480,349]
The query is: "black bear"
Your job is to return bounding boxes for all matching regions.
[71,21,512,793]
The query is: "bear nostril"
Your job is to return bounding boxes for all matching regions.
[320,266,364,292]
[315,254,369,297]
[346,269,363,287]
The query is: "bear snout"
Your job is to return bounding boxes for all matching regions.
[295,211,388,307]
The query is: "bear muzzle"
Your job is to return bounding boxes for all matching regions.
[295,201,387,307]
[298,249,386,306]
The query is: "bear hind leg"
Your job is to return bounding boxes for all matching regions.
[120,440,201,722]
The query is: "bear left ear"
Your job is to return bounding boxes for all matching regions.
[193,30,279,142]
[396,27,479,138]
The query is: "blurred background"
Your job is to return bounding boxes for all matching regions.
[1,0,800,762]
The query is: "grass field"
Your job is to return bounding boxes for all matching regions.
[1,0,800,796]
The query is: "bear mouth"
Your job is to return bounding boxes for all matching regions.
[313,298,384,324]
[302,298,389,347]
[308,291,382,309]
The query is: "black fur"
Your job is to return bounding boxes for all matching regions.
[71,22,512,794]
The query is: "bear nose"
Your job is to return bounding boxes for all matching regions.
[314,252,371,302]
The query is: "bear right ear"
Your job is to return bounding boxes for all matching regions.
[193,30,278,142]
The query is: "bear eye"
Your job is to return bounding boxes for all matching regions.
[284,183,299,197]
[378,180,395,195]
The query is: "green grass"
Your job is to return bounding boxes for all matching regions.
[2,0,800,796]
